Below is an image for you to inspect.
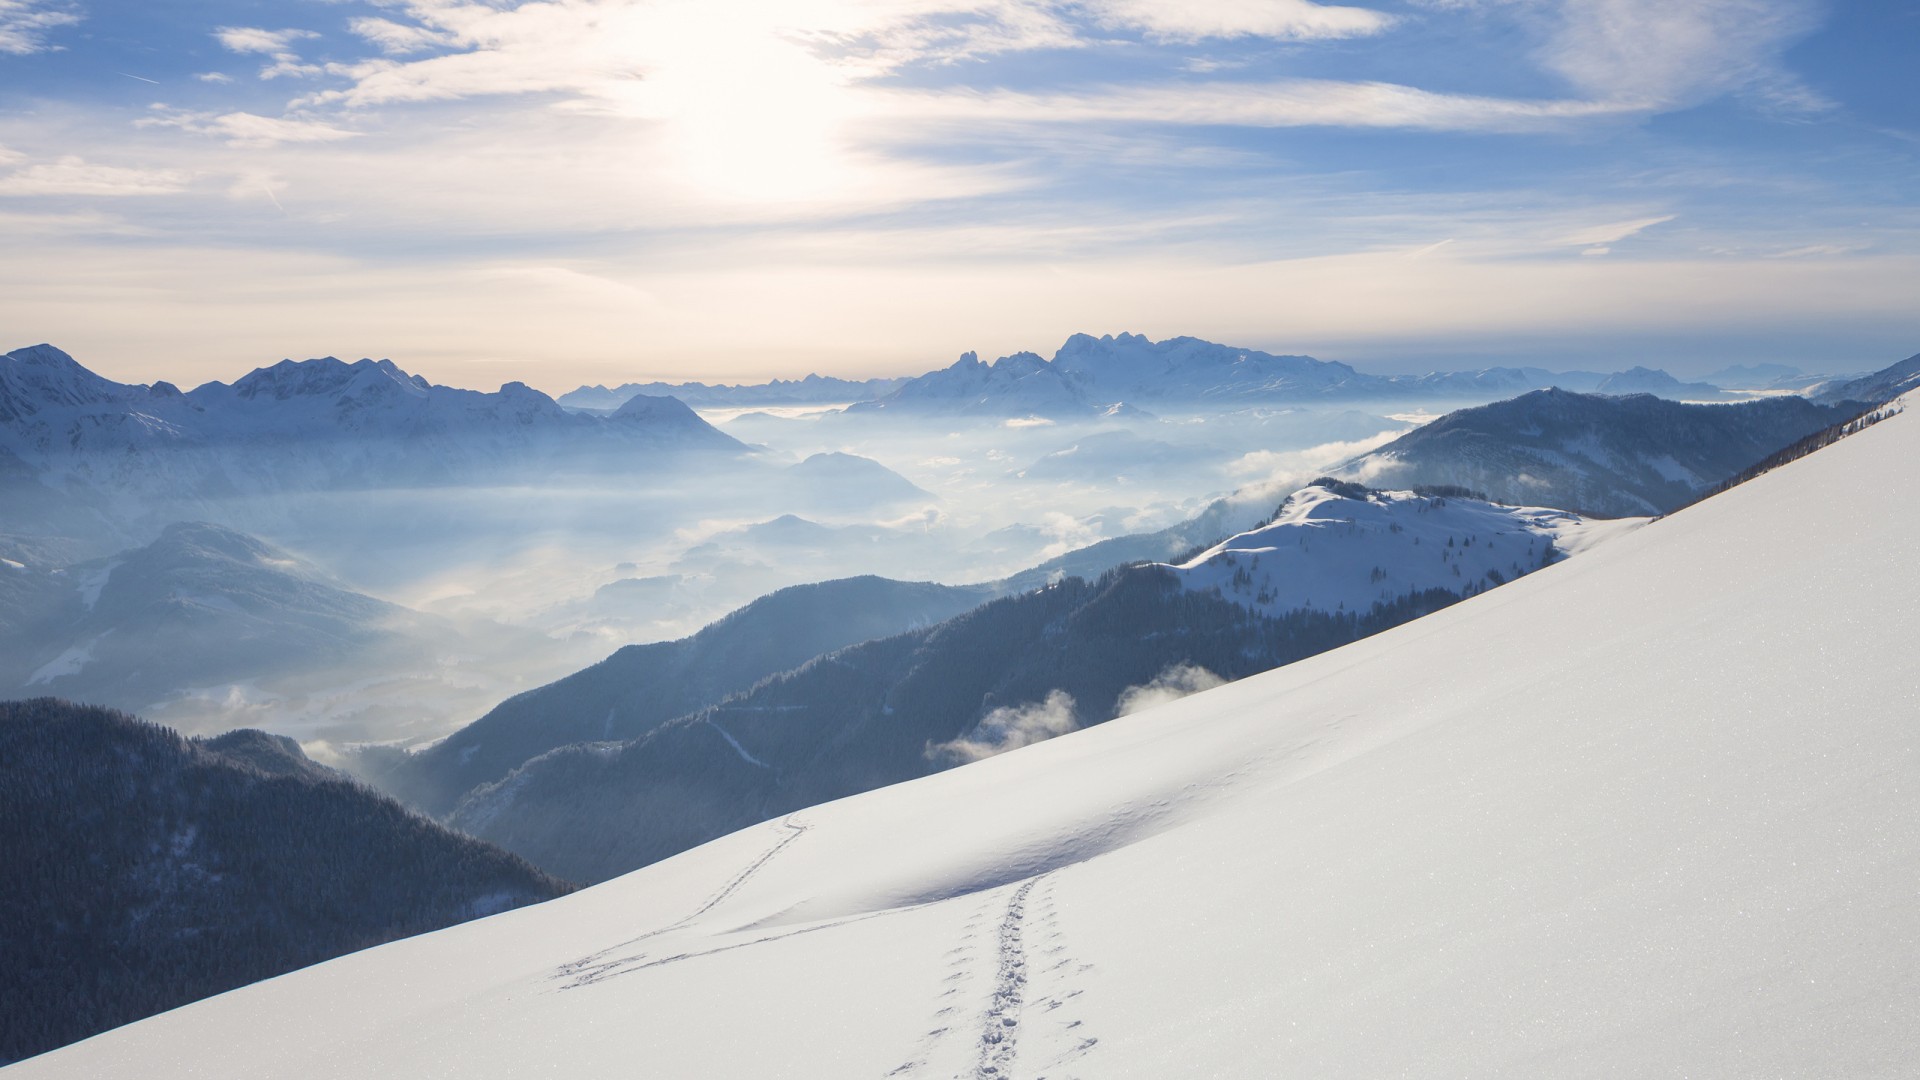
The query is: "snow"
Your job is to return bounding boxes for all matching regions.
[26,633,107,685]
[1166,483,1646,618]
[75,559,120,610]
[16,404,1920,1078]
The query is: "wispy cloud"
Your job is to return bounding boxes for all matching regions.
[1085,0,1394,42]
[1539,0,1829,113]
[1559,214,1676,248]
[0,0,78,55]
[1115,663,1226,717]
[214,25,324,79]
[0,156,191,197]
[138,110,361,149]
[0,208,157,235]
[348,16,456,56]
[928,689,1079,763]
[884,77,1635,134]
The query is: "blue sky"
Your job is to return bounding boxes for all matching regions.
[1,0,1915,390]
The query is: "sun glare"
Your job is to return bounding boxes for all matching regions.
[625,5,864,202]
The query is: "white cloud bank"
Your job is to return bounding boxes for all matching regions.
[929,690,1080,763]
[0,157,191,197]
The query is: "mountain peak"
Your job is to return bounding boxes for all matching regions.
[1,342,140,419]
[610,393,698,422]
[231,357,430,402]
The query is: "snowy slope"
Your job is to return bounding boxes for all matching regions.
[1166,482,1644,618]
[16,402,1919,1077]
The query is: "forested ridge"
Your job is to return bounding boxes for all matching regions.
[0,699,573,1065]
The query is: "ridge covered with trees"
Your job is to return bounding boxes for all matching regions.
[0,699,573,1065]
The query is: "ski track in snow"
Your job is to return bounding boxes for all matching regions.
[975,878,1037,1079]
[890,872,1098,1080]
[552,816,810,989]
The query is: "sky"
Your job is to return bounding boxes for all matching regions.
[1,0,1916,392]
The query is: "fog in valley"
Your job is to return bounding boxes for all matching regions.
[134,399,1419,750]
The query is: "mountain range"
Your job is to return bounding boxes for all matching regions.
[18,377,1913,1079]
[558,373,906,412]
[0,344,747,550]
[568,332,1830,419]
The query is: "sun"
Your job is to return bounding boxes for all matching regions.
[622,4,865,203]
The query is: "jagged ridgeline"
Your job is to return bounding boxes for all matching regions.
[0,700,573,1066]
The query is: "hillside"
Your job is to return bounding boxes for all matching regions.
[1339,388,1846,515]
[0,522,406,705]
[0,522,564,743]
[1165,480,1644,618]
[15,391,1912,1078]
[439,484,1625,883]
[0,700,572,1066]
[360,576,999,816]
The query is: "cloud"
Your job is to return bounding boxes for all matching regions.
[1226,430,1407,485]
[928,689,1079,764]
[1115,663,1226,717]
[0,0,79,55]
[195,71,235,84]
[213,25,324,79]
[1538,0,1828,113]
[1558,214,1675,247]
[213,26,317,55]
[138,111,362,149]
[0,208,157,235]
[0,156,191,197]
[1086,0,1394,42]
[1769,243,1868,259]
[349,16,456,56]
[887,77,1635,134]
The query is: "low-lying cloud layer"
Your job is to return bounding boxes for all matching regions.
[1115,663,1228,717]
[929,689,1081,764]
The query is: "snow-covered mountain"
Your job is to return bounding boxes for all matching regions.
[0,699,572,1066]
[0,344,747,545]
[1166,480,1643,618]
[17,380,1911,1077]
[844,349,1102,418]
[1338,387,1847,516]
[557,373,905,412]
[832,333,1750,418]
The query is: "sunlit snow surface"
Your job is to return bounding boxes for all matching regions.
[19,403,1919,1077]
[1166,484,1648,618]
